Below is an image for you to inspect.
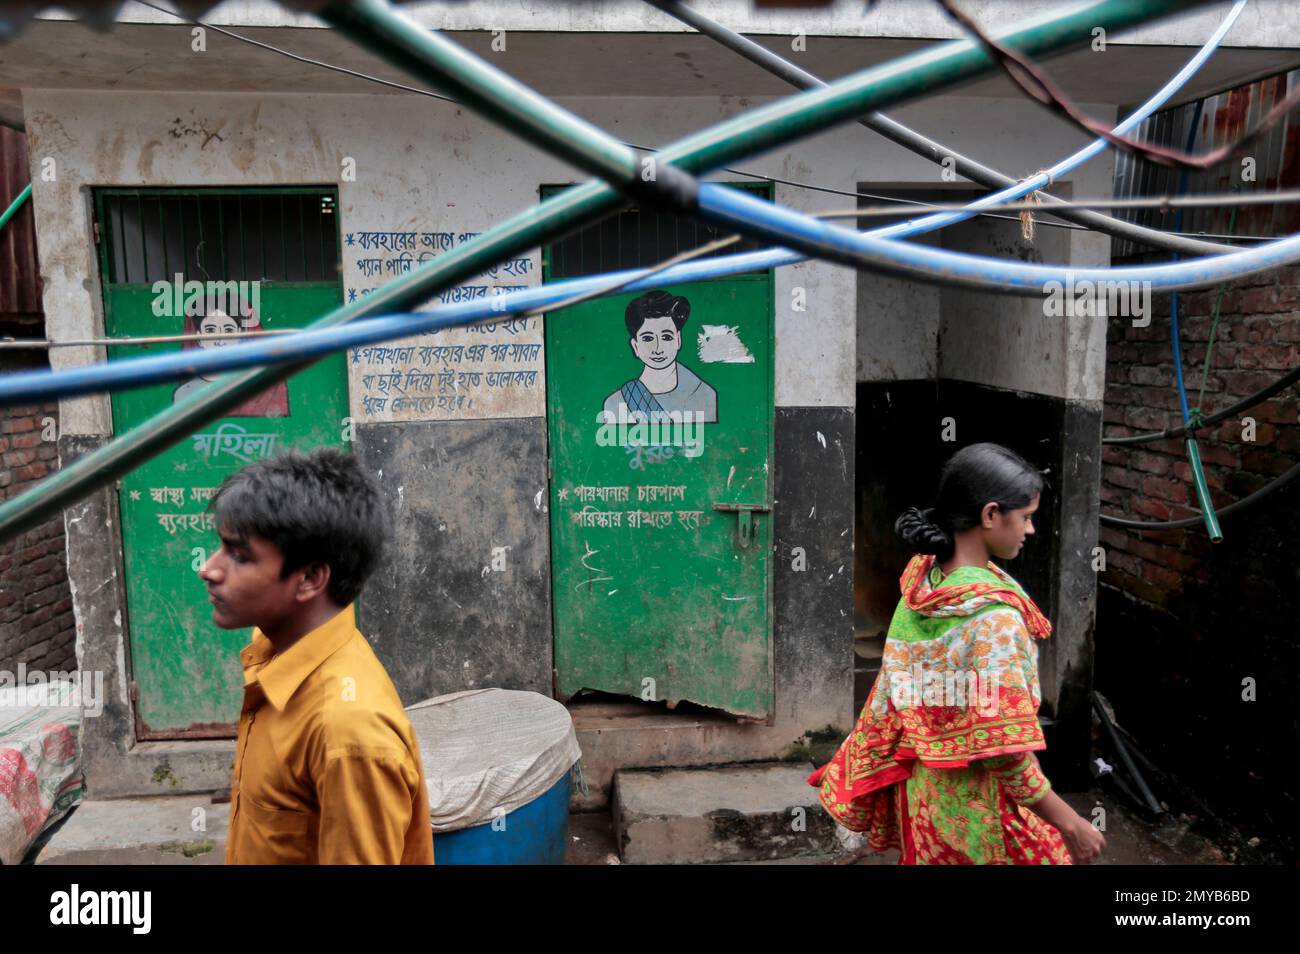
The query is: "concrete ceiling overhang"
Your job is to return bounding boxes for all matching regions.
[1,20,1298,127]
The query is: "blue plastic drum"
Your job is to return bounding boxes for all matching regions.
[406,689,581,866]
[431,771,572,865]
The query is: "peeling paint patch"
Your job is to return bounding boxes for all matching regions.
[815,431,826,449]
[697,324,754,363]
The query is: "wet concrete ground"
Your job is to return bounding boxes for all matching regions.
[565,784,1239,865]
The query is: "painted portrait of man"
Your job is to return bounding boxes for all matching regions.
[602,289,717,423]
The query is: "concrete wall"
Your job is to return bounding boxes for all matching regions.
[937,186,1110,403]
[22,82,1116,796]
[855,191,946,384]
[88,0,1300,50]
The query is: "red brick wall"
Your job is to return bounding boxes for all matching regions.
[1097,267,1300,860]
[1100,266,1300,604]
[1,125,71,672]
[0,400,76,672]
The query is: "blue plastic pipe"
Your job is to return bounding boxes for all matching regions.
[0,0,1254,405]
[1168,100,1223,541]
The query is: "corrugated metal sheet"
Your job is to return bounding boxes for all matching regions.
[0,125,42,318]
[1112,68,1300,261]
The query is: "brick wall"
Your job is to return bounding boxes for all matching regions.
[0,396,76,674]
[1100,266,1300,597]
[1097,265,1300,861]
[1,125,72,674]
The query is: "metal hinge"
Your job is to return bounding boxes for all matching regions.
[92,219,101,245]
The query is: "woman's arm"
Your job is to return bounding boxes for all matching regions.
[1024,788,1106,864]
[985,752,1106,863]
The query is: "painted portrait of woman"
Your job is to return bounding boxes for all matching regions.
[171,295,290,418]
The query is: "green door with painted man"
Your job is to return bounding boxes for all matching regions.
[543,184,775,720]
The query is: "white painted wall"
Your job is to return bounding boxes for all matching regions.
[23,85,1116,437]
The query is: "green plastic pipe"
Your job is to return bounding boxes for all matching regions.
[0,182,31,233]
[1184,437,1222,540]
[0,0,1206,541]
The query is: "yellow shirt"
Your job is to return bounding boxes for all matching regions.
[225,604,434,865]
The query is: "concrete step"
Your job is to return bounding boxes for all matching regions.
[568,700,805,812]
[612,761,838,864]
[35,795,228,864]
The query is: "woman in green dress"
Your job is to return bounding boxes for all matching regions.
[810,443,1106,864]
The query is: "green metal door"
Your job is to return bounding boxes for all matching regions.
[543,187,775,720]
[95,188,346,738]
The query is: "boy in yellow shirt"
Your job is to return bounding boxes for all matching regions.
[199,448,433,865]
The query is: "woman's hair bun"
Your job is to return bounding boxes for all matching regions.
[894,506,954,558]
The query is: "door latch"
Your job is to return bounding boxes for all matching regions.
[712,502,771,550]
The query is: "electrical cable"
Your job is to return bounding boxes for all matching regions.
[0,0,1255,404]
[840,189,1300,217]
[0,229,744,404]
[0,0,1235,541]
[1189,203,1243,426]
[690,182,1300,295]
[939,0,1300,172]
[1099,460,1300,529]
[15,173,1300,398]
[16,169,1300,406]
[648,0,1243,257]
[866,0,1248,245]
[134,0,1266,247]
[1103,364,1300,445]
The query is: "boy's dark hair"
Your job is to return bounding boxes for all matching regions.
[208,448,389,606]
[624,289,690,338]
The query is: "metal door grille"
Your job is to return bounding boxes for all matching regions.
[541,181,772,280]
[95,187,340,285]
